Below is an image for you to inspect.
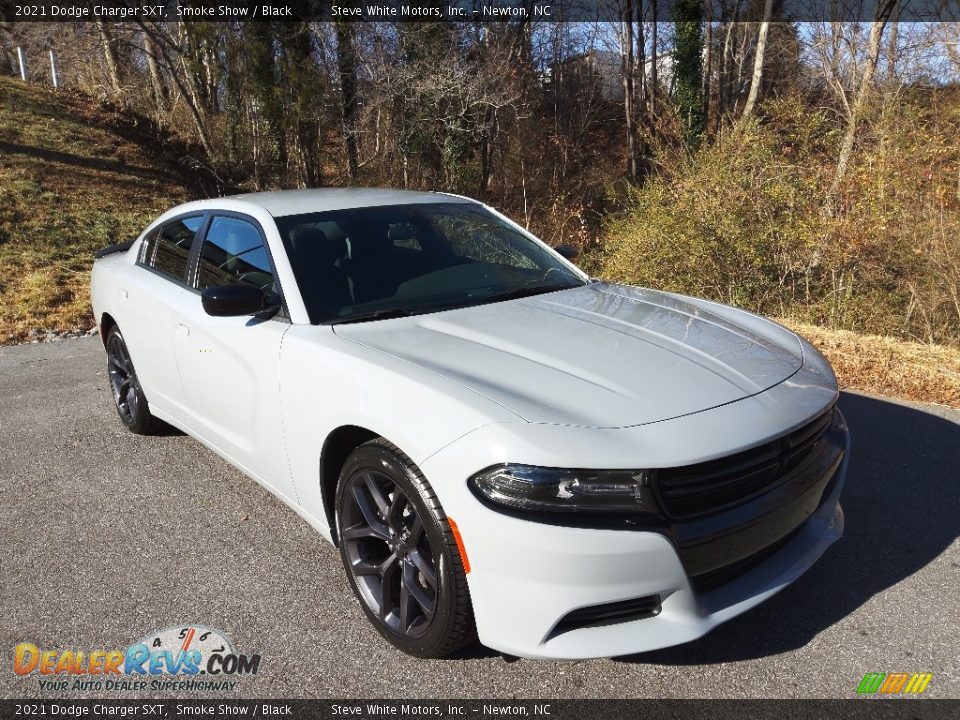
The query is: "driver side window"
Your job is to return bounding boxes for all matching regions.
[195,216,275,292]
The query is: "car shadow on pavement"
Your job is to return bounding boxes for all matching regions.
[152,420,186,437]
[617,391,960,665]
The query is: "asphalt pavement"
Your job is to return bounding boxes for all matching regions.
[1,336,958,699]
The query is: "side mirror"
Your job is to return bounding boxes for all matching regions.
[555,244,580,260]
[202,285,279,317]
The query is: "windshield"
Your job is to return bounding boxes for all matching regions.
[275,202,585,324]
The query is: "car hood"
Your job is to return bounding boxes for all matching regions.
[334,282,804,427]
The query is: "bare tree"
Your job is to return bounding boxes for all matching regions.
[95,20,123,96]
[826,0,900,212]
[741,0,772,119]
[620,0,639,180]
[135,20,213,156]
[335,22,360,183]
[649,0,658,120]
[141,30,168,114]
[703,5,712,132]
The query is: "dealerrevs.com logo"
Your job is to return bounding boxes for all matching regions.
[13,625,261,692]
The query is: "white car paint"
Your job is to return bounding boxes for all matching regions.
[91,188,847,660]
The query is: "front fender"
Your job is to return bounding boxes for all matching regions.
[278,323,519,539]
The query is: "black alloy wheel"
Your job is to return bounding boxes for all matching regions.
[336,439,474,657]
[105,326,160,434]
[341,469,438,637]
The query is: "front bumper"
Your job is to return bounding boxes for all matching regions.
[421,402,849,660]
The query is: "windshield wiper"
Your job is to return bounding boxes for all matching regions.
[486,283,579,304]
[329,308,421,325]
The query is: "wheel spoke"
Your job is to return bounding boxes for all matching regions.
[364,474,392,519]
[352,559,379,576]
[352,485,390,539]
[379,554,400,618]
[409,548,437,589]
[125,387,138,414]
[403,562,435,615]
[353,552,396,578]
[342,523,389,543]
[399,573,412,631]
[387,490,406,525]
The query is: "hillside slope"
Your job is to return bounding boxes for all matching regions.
[0,77,198,343]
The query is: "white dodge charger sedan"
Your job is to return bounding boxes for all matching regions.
[90,188,848,660]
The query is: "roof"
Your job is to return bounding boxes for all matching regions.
[225,188,475,218]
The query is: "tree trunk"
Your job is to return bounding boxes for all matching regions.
[703,5,712,135]
[741,0,773,119]
[885,3,901,83]
[142,31,168,113]
[282,22,321,188]
[719,21,734,120]
[674,0,706,147]
[96,21,123,95]
[479,107,494,195]
[827,0,898,212]
[336,22,360,183]
[650,0,658,120]
[621,0,638,181]
[201,44,218,113]
[635,15,645,113]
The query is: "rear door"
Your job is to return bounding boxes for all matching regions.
[122,214,206,416]
[171,213,296,500]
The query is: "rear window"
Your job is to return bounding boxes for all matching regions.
[140,216,204,282]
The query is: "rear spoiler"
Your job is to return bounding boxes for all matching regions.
[94,239,135,260]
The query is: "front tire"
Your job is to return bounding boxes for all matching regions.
[105,326,161,435]
[335,439,475,658]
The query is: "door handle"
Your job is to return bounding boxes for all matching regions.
[176,322,190,337]
[118,288,128,300]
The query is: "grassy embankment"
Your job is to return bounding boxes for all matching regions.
[0,76,192,342]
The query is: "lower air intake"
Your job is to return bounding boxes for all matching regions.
[549,594,661,638]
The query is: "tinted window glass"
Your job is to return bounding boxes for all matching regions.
[144,216,203,281]
[432,214,538,269]
[196,216,275,291]
[276,203,583,324]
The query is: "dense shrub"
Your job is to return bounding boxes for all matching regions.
[599,92,960,346]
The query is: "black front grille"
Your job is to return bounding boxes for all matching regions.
[549,595,662,638]
[690,525,803,593]
[654,406,836,519]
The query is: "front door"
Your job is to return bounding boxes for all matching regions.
[172,213,296,501]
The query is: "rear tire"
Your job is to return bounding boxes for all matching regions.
[335,438,475,658]
[105,326,161,435]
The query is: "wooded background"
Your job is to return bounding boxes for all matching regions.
[3,8,960,345]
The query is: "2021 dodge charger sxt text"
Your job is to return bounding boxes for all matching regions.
[90,188,848,660]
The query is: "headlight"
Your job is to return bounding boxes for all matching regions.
[468,464,658,513]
